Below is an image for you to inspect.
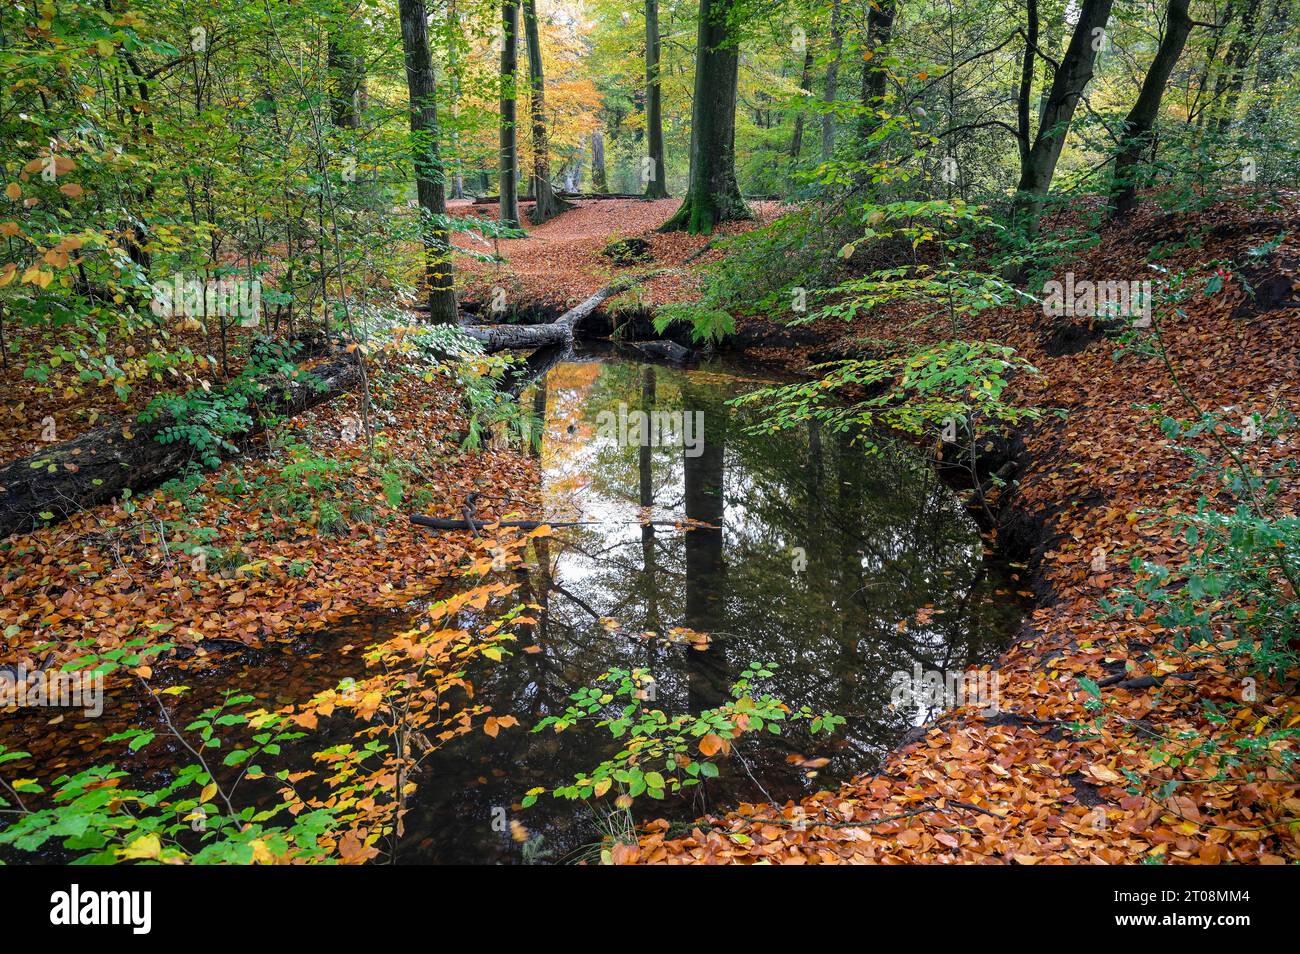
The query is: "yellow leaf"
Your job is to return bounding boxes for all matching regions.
[120,833,162,860]
[200,783,218,804]
[4,183,20,201]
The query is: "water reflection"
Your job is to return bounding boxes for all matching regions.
[407,346,1022,862]
[1,347,1022,865]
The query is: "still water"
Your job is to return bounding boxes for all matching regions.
[2,345,1023,864]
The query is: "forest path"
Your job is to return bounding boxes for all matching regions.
[452,197,783,314]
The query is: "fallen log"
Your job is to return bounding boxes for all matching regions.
[463,273,657,353]
[469,192,647,205]
[410,514,702,531]
[0,344,362,539]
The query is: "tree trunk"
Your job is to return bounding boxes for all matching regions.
[1245,0,1290,130]
[1110,0,1195,217]
[399,0,458,323]
[499,0,522,226]
[1015,0,1040,177]
[0,345,361,539]
[644,0,669,198]
[857,0,897,149]
[522,0,572,223]
[660,0,749,233]
[1010,0,1115,233]
[463,273,656,352]
[327,34,365,129]
[1210,0,1264,135]
[591,129,609,192]
[445,0,465,200]
[789,37,815,161]
[821,0,843,161]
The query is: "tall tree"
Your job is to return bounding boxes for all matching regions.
[857,0,898,148]
[327,6,366,132]
[591,128,609,192]
[398,0,457,323]
[643,0,668,198]
[661,0,749,233]
[1245,0,1291,130]
[521,0,571,223]
[1110,0,1196,217]
[822,0,844,161]
[1011,0,1115,232]
[1210,0,1264,134]
[789,33,816,162]
[499,0,521,226]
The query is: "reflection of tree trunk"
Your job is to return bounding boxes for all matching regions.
[835,431,866,655]
[530,366,547,460]
[683,385,728,710]
[534,534,553,641]
[640,366,660,628]
[803,421,827,580]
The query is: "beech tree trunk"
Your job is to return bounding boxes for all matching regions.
[591,129,608,192]
[1110,0,1195,217]
[327,35,365,129]
[821,0,843,161]
[522,0,572,223]
[499,0,521,226]
[399,0,458,323]
[857,0,897,149]
[1010,0,1115,233]
[1245,0,1290,130]
[660,0,749,234]
[789,37,815,161]
[644,0,669,198]
[1210,0,1264,135]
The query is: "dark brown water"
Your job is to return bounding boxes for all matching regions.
[1,345,1024,864]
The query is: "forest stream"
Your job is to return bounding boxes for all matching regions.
[2,343,1025,864]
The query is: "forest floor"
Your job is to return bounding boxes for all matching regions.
[0,359,540,676]
[461,193,1300,864]
[3,193,1297,865]
[451,197,786,314]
